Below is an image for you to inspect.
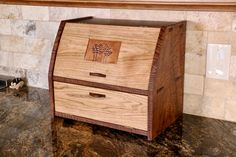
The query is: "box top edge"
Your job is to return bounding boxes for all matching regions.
[66,17,184,28]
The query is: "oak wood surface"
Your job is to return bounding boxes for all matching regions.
[54,23,160,90]
[49,17,93,118]
[53,76,149,96]
[50,17,186,140]
[1,0,236,11]
[54,82,148,130]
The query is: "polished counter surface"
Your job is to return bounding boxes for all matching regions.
[0,87,235,157]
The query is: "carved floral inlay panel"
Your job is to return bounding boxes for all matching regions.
[85,39,121,64]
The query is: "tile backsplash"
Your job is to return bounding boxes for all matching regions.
[0,5,235,122]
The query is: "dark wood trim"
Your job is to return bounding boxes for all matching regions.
[1,1,236,11]
[55,111,148,136]
[48,16,93,118]
[49,17,186,141]
[48,21,66,119]
[53,76,149,96]
[147,21,186,140]
[69,18,177,28]
[147,26,166,140]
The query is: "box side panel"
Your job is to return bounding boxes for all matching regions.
[148,21,186,140]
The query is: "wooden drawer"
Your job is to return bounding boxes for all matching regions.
[54,82,148,130]
[54,23,160,90]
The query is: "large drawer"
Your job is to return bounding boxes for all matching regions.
[54,82,148,130]
[54,23,160,90]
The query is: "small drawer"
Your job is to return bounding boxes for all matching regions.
[54,82,148,131]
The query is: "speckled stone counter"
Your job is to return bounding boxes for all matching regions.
[0,87,236,157]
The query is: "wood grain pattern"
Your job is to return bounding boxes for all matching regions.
[148,21,186,140]
[49,17,93,118]
[53,76,149,96]
[54,23,160,90]
[50,17,186,140]
[55,111,148,136]
[1,0,236,11]
[54,82,148,131]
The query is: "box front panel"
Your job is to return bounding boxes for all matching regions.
[54,82,148,131]
[54,23,160,90]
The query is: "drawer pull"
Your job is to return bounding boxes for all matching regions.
[89,92,106,98]
[89,72,106,78]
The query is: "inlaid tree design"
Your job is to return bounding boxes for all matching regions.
[92,43,112,63]
[85,39,121,64]
[92,43,103,61]
[102,43,112,63]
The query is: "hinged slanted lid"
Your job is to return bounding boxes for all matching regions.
[54,18,162,90]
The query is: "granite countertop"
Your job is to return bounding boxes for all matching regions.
[0,87,236,157]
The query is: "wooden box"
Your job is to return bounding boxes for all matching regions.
[49,17,186,140]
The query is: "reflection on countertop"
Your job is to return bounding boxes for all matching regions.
[0,87,235,157]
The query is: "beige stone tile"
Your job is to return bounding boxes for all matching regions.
[0,51,11,67]
[36,21,59,40]
[38,51,52,74]
[0,64,26,79]
[11,20,36,37]
[25,38,53,55]
[110,9,150,20]
[229,81,236,101]
[111,10,185,21]
[26,70,40,87]
[204,78,232,98]
[0,52,8,67]
[49,7,80,21]
[0,66,10,76]
[206,12,232,32]
[186,11,208,31]
[78,8,110,19]
[230,32,236,56]
[185,53,206,75]
[0,35,25,53]
[8,67,26,78]
[224,100,236,122]
[186,11,232,31]
[183,94,203,116]
[0,35,52,55]
[0,5,22,19]
[232,13,236,32]
[184,74,204,95]
[22,6,49,21]
[186,31,207,55]
[27,70,48,89]
[208,32,231,44]
[202,96,225,120]
[111,9,171,21]
[13,53,40,69]
[230,56,236,80]
[0,19,11,35]
[232,19,236,32]
[168,11,186,21]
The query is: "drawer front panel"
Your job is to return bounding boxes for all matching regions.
[54,82,148,131]
[54,23,160,90]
